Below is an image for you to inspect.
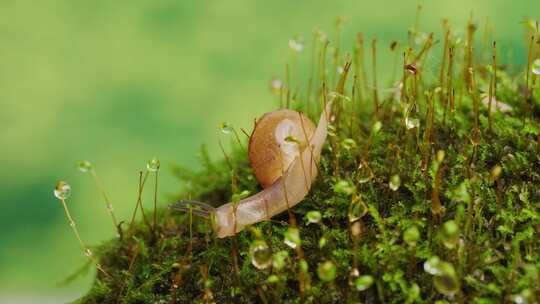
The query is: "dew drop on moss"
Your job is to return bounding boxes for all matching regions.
[147,158,160,172]
[219,122,233,134]
[354,275,374,291]
[403,226,420,246]
[54,181,71,200]
[389,174,401,191]
[424,256,442,275]
[317,261,336,282]
[284,227,301,249]
[441,220,459,249]
[334,180,354,195]
[250,240,272,270]
[433,262,459,296]
[532,59,540,75]
[77,160,93,173]
[306,210,322,224]
[405,117,419,129]
[349,199,367,222]
[272,250,289,270]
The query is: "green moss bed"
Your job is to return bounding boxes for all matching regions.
[77,19,540,303]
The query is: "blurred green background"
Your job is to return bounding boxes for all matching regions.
[0,0,538,301]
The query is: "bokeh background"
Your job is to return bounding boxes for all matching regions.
[0,0,538,302]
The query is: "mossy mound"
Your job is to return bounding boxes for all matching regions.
[78,19,540,304]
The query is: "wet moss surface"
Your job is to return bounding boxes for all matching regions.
[77,18,540,304]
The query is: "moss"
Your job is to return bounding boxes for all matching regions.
[78,18,540,304]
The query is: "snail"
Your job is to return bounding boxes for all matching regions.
[171,63,350,238]
[170,102,332,238]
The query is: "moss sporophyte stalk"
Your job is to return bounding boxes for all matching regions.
[58,13,540,303]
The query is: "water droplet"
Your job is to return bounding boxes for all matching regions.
[341,138,357,151]
[441,220,459,249]
[350,221,362,238]
[403,226,420,246]
[147,158,160,172]
[318,236,327,248]
[69,221,76,227]
[269,77,283,95]
[306,211,322,224]
[424,257,459,296]
[250,240,272,270]
[436,150,445,163]
[77,160,93,173]
[316,30,328,43]
[219,122,233,134]
[288,36,304,52]
[84,248,93,257]
[354,275,374,291]
[333,180,355,195]
[317,261,336,282]
[531,59,540,75]
[284,227,301,249]
[372,121,382,134]
[272,250,289,270]
[490,165,502,179]
[266,274,280,283]
[349,199,367,222]
[433,262,459,296]
[424,256,442,275]
[298,259,309,273]
[54,181,71,200]
[389,174,401,191]
[405,117,419,130]
[106,203,114,211]
[357,163,374,184]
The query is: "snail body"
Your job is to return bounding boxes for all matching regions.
[171,102,332,238]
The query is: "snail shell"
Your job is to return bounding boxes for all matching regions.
[248,110,316,188]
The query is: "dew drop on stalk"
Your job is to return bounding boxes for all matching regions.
[54,181,71,200]
[405,117,419,130]
[318,236,327,248]
[354,275,374,291]
[269,77,283,95]
[84,248,93,257]
[284,227,301,249]
[441,220,459,249]
[403,226,420,246]
[531,59,540,75]
[350,221,362,239]
[317,261,336,282]
[250,240,272,270]
[272,250,289,270]
[348,199,367,222]
[147,157,160,172]
[288,36,304,52]
[333,180,354,195]
[219,122,233,134]
[298,259,309,273]
[77,160,93,173]
[266,274,279,283]
[389,174,401,191]
[306,210,322,224]
[372,121,382,134]
[423,256,442,275]
[433,262,459,296]
[341,138,357,151]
